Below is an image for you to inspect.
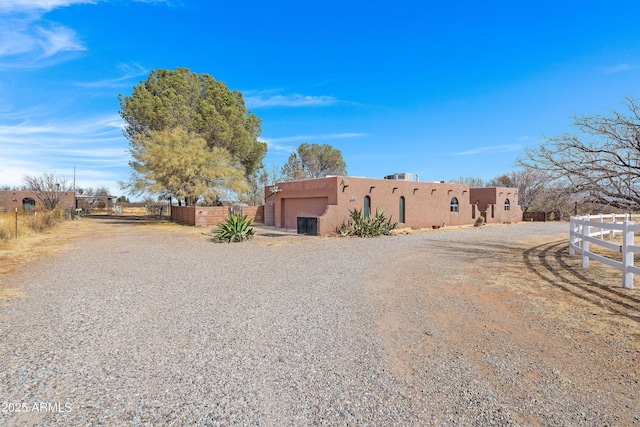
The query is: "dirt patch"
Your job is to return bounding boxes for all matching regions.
[0,215,176,300]
[368,229,640,424]
[0,219,94,296]
[0,217,322,300]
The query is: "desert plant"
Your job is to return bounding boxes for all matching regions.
[213,214,254,243]
[0,209,67,242]
[0,222,12,240]
[338,208,397,237]
[474,216,485,227]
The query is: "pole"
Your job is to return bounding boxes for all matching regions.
[15,207,18,239]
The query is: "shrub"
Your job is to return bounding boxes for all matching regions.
[213,214,254,243]
[0,223,12,240]
[0,209,67,242]
[338,208,397,237]
[27,209,64,232]
[474,216,485,227]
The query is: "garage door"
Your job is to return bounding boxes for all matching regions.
[282,198,329,230]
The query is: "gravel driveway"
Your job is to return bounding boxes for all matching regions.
[0,218,638,426]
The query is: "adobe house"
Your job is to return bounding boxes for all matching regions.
[469,187,522,224]
[0,190,76,212]
[263,176,522,235]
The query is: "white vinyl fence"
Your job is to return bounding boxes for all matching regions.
[569,214,640,289]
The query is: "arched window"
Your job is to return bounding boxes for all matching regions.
[504,198,510,211]
[399,196,405,223]
[364,195,371,217]
[450,197,459,213]
[22,198,35,212]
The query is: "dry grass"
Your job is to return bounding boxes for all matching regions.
[0,209,69,241]
[0,216,93,300]
[485,232,640,351]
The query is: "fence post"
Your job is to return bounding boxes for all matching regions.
[581,217,590,268]
[622,221,634,289]
[599,214,604,239]
[569,217,576,255]
[610,213,616,239]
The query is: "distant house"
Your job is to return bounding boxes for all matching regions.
[263,176,523,235]
[0,190,76,212]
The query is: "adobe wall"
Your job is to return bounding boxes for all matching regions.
[171,206,196,225]
[0,190,76,212]
[265,177,339,230]
[333,177,474,230]
[267,177,480,235]
[171,205,264,227]
[470,187,522,223]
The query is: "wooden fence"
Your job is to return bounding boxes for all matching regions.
[569,214,640,289]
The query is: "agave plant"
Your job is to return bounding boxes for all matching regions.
[214,214,255,243]
[338,208,397,237]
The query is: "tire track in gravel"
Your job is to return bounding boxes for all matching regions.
[2,219,639,425]
[523,239,640,323]
[366,227,640,426]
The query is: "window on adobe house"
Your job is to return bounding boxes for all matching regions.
[22,197,36,212]
[364,195,371,217]
[399,196,405,223]
[504,199,510,211]
[450,197,459,213]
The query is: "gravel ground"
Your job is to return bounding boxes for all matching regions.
[0,218,638,426]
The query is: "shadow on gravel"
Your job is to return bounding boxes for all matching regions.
[423,240,520,262]
[523,240,640,323]
[83,215,171,225]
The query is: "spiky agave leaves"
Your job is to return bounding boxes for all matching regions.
[338,208,397,237]
[214,214,255,243]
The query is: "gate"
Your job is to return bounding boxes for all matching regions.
[297,217,318,236]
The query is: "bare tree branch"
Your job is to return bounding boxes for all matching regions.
[517,97,640,211]
[22,172,72,211]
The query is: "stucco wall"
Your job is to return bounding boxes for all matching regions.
[333,177,474,230]
[171,205,264,227]
[0,190,76,212]
[470,187,522,223]
[267,177,487,235]
[266,177,339,230]
[281,197,329,230]
[171,206,196,225]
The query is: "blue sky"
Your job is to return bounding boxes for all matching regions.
[1,0,640,197]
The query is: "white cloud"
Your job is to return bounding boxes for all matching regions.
[602,64,636,74]
[245,93,338,108]
[36,24,85,57]
[0,0,95,13]
[263,141,296,153]
[0,114,128,161]
[452,144,521,156]
[76,62,148,88]
[0,161,44,188]
[264,132,367,144]
[0,17,86,68]
[261,132,366,153]
[0,0,97,69]
[0,112,129,193]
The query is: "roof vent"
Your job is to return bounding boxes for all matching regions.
[384,173,413,181]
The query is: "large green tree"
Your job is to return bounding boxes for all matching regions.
[119,68,267,177]
[281,143,347,181]
[125,127,249,206]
